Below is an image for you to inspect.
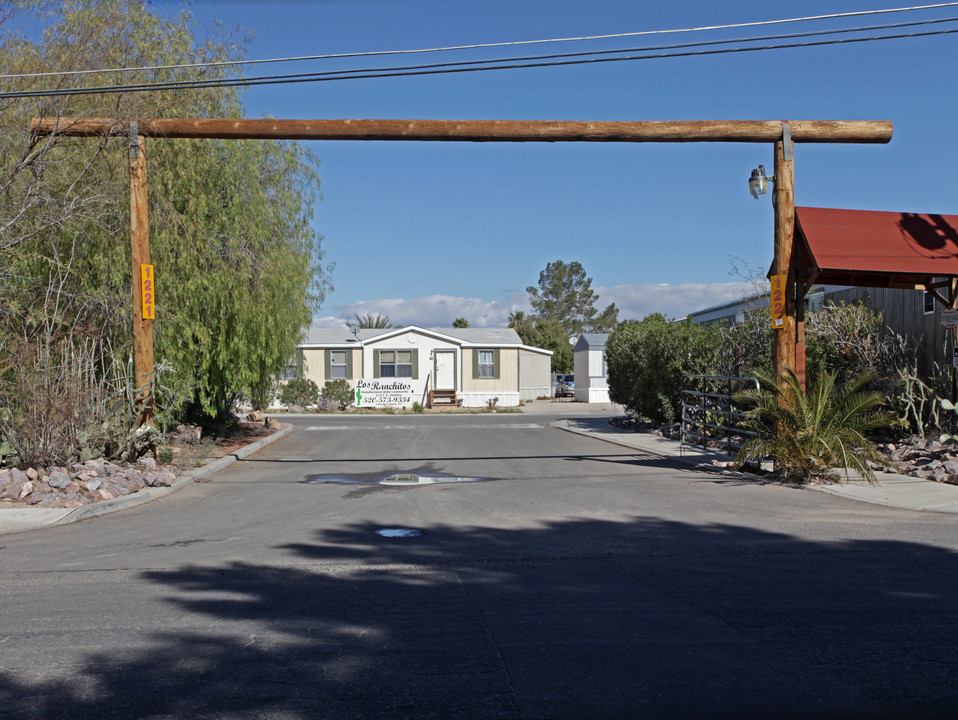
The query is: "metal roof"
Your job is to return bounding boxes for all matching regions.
[795,207,958,289]
[301,326,523,347]
[574,333,609,350]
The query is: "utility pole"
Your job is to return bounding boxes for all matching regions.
[771,125,797,394]
[129,124,155,426]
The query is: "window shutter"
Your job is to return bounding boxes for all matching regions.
[411,349,419,379]
[472,349,479,379]
[346,350,354,379]
[324,350,331,380]
[373,350,380,379]
[493,349,501,379]
[296,350,304,378]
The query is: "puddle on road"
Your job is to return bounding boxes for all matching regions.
[375,528,423,538]
[303,472,491,486]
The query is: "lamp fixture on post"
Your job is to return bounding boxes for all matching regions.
[748,164,774,198]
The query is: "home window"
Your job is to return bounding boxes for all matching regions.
[477,350,495,378]
[329,350,347,379]
[379,350,413,378]
[923,290,935,315]
[280,351,302,380]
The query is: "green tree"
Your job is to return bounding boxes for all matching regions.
[526,260,617,335]
[607,314,720,424]
[0,1,330,434]
[452,317,469,328]
[509,312,573,373]
[588,302,620,332]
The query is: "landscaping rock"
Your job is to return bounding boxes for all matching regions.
[264,416,281,430]
[246,410,264,422]
[47,471,72,489]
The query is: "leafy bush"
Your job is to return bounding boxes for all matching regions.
[735,366,893,483]
[321,379,354,410]
[411,402,425,413]
[247,376,276,412]
[607,314,720,424]
[317,397,337,413]
[279,378,319,409]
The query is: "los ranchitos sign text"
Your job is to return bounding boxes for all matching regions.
[355,379,414,407]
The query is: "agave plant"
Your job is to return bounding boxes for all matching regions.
[735,366,893,484]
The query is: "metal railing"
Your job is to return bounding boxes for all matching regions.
[681,374,760,456]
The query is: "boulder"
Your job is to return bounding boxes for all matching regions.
[264,416,281,430]
[246,410,264,423]
[91,488,115,502]
[48,471,72,489]
[151,472,175,487]
[173,425,202,445]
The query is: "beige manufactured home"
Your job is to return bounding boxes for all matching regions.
[298,326,552,408]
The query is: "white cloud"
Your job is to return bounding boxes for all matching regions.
[314,282,754,329]
[597,281,755,321]
[330,294,530,328]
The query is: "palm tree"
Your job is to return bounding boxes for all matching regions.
[349,313,392,329]
[507,310,525,329]
[735,366,893,484]
[452,317,469,328]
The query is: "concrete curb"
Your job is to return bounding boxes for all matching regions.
[0,424,294,535]
[552,417,958,514]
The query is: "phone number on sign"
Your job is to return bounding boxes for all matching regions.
[364,394,413,405]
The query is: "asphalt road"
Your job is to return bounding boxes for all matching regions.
[1,411,957,719]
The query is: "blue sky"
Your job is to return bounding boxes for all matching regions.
[151,0,958,328]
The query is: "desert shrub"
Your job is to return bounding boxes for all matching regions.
[279,378,319,408]
[607,314,720,424]
[411,402,425,413]
[715,307,772,379]
[0,332,151,468]
[736,366,893,483]
[805,301,909,392]
[321,379,354,410]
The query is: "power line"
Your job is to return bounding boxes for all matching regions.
[2,24,956,99]
[2,1,957,81]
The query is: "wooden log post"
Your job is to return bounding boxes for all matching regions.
[772,128,797,397]
[30,117,894,144]
[129,126,155,427]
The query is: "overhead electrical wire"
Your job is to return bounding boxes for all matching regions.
[2,1,957,81]
[2,13,957,98]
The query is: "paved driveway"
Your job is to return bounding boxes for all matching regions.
[1,411,957,718]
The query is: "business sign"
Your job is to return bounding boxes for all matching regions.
[941,308,958,329]
[355,379,414,407]
[769,274,786,329]
[141,264,155,319]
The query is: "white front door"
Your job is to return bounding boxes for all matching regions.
[434,350,456,390]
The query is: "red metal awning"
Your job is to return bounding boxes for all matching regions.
[795,206,958,289]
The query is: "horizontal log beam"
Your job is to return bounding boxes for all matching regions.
[30,118,893,144]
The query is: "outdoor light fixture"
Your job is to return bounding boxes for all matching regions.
[748,164,774,199]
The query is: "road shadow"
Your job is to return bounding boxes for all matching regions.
[1,517,957,718]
